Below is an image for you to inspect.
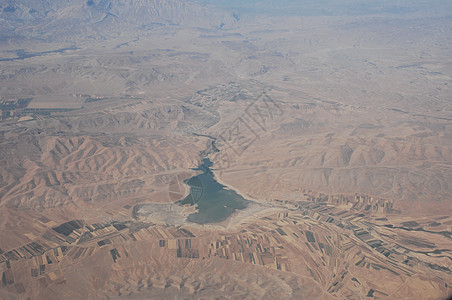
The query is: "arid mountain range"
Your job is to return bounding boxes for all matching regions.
[0,1,451,299]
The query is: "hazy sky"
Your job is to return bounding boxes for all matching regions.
[195,0,452,17]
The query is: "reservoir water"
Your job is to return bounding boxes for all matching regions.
[178,158,249,224]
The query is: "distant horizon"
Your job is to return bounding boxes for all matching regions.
[0,0,451,299]
[193,0,452,17]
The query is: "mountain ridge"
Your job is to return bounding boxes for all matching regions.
[0,0,235,41]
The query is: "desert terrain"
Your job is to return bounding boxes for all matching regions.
[0,1,451,299]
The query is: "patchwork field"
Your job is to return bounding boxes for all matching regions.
[0,1,451,299]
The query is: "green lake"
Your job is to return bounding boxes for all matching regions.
[178,159,250,224]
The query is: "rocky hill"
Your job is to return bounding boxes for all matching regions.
[0,0,234,41]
